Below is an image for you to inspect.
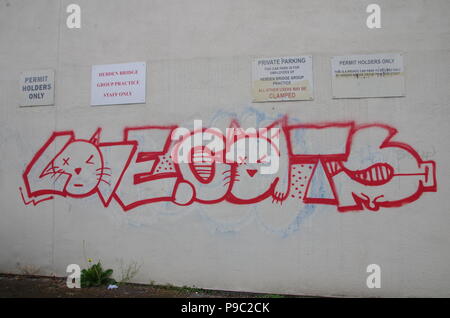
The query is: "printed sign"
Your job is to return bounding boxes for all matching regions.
[331,53,405,98]
[91,62,146,106]
[19,69,55,107]
[252,56,313,102]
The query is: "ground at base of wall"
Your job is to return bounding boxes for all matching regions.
[0,274,312,298]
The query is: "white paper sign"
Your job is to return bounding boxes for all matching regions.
[252,56,314,102]
[19,69,55,107]
[91,62,146,106]
[331,53,404,98]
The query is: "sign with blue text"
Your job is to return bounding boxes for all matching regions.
[331,53,405,98]
[19,69,55,107]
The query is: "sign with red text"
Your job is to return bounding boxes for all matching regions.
[252,56,313,102]
[91,62,146,106]
[331,53,404,98]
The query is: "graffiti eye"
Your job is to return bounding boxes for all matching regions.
[85,154,94,164]
[238,156,248,164]
[256,154,268,164]
[63,158,70,166]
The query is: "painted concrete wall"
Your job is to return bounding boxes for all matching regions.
[0,0,449,297]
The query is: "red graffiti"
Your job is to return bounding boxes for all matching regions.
[21,118,437,213]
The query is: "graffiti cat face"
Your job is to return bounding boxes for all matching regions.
[53,140,103,197]
[226,135,281,202]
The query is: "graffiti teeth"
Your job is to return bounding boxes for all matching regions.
[190,147,215,183]
[348,163,394,186]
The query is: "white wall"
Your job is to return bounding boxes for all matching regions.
[0,0,449,297]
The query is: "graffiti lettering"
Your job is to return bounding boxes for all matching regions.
[21,116,436,212]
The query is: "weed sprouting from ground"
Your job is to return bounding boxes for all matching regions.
[118,260,142,284]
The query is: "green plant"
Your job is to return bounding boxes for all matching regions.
[118,260,141,284]
[159,283,209,294]
[81,261,116,288]
[258,294,286,298]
